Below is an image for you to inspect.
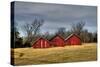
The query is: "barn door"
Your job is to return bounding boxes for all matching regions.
[40,40,43,48]
[44,41,47,48]
[71,40,74,45]
[71,39,77,45]
[71,39,75,45]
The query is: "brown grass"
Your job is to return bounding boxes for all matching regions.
[11,43,97,66]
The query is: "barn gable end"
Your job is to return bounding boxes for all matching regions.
[65,34,81,45]
[32,37,50,48]
[50,34,65,47]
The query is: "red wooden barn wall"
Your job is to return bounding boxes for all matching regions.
[32,37,50,48]
[65,34,81,45]
[50,35,65,47]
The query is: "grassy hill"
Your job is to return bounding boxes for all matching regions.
[11,43,97,66]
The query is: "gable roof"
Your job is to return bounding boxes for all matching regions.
[49,34,64,41]
[65,33,81,41]
[32,37,50,46]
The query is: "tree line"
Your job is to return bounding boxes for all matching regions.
[11,18,97,48]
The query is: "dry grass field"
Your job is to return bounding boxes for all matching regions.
[11,43,97,66]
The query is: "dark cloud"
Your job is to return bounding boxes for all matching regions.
[14,1,97,36]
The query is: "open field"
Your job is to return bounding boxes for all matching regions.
[11,43,97,66]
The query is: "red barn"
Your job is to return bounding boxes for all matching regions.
[32,37,50,48]
[65,34,81,45]
[50,34,65,47]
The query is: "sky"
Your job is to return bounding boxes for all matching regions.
[14,1,97,36]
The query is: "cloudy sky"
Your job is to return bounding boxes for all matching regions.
[14,1,97,36]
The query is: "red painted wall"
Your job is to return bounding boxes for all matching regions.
[65,35,81,45]
[50,36,65,47]
[33,38,50,48]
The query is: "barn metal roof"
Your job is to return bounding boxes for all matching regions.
[65,33,81,41]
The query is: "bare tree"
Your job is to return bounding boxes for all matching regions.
[80,29,89,43]
[43,32,50,38]
[22,18,44,44]
[56,27,66,38]
[71,21,85,35]
[93,32,97,42]
[57,27,66,34]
